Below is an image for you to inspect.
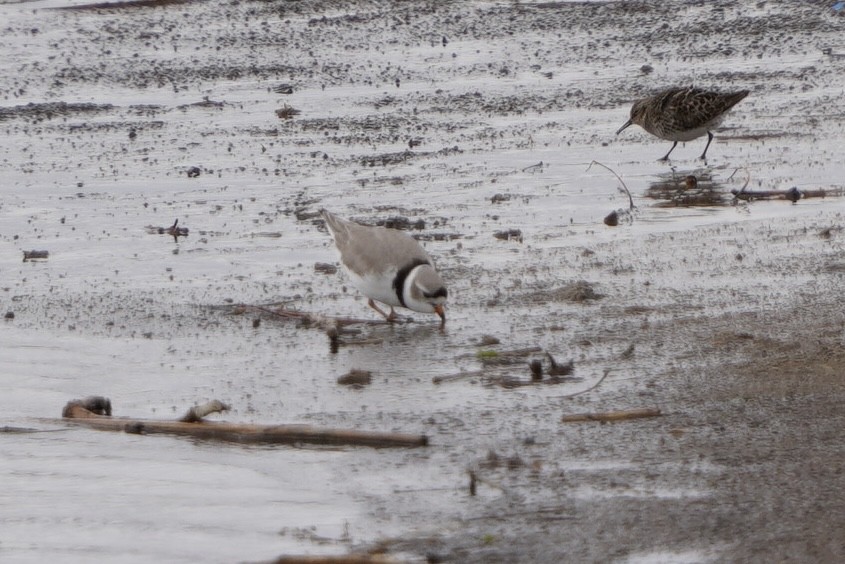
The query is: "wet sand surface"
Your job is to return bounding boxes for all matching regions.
[2,1,845,562]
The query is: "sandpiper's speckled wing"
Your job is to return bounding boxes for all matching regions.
[658,87,749,134]
[321,210,432,277]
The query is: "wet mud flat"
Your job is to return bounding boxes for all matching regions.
[2,0,845,562]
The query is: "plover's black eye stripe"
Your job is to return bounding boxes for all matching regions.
[423,287,447,299]
[392,258,430,307]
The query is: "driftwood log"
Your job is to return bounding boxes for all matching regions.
[272,555,395,564]
[61,398,427,448]
[561,407,662,423]
[731,187,828,202]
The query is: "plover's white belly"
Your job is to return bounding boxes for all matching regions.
[345,267,401,307]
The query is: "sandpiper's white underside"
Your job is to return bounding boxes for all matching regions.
[660,121,719,142]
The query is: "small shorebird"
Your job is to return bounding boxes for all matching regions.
[321,209,447,323]
[616,86,749,161]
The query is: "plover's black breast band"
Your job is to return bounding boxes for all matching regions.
[392,258,430,307]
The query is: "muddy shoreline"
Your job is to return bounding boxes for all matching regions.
[2,1,845,562]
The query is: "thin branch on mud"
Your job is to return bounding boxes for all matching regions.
[272,555,396,563]
[559,368,611,398]
[587,160,634,211]
[727,167,751,194]
[561,407,662,423]
[440,348,578,388]
[229,303,396,331]
[522,161,544,173]
[433,370,487,384]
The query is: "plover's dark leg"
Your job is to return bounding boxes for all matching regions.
[699,131,714,160]
[658,141,678,161]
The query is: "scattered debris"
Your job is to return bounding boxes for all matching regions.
[23,250,49,262]
[272,83,294,94]
[375,216,425,231]
[314,262,338,275]
[477,346,542,366]
[62,395,112,417]
[819,226,842,239]
[179,400,230,423]
[146,219,189,242]
[493,228,523,242]
[546,353,574,376]
[478,334,501,346]
[529,280,603,303]
[275,104,301,119]
[327,327,340,354]
[529,359,543,381]
[186,166,201,178]
[337,369,372,387]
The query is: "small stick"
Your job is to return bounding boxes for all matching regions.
[559,368,611,398]
[561,407,661,423]
[433,370,487,384]
[587,160,634,211]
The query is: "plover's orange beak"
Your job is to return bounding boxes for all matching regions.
[433,304,446,323]
[616,119,633,135]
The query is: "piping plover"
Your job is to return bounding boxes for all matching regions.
[320,209,447,323]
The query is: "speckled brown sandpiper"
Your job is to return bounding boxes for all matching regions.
[616,86,749,161]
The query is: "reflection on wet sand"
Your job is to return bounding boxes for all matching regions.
[645,171,730,208]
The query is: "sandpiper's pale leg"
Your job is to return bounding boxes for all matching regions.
[659,141,678,162]
[699,131,715,160]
